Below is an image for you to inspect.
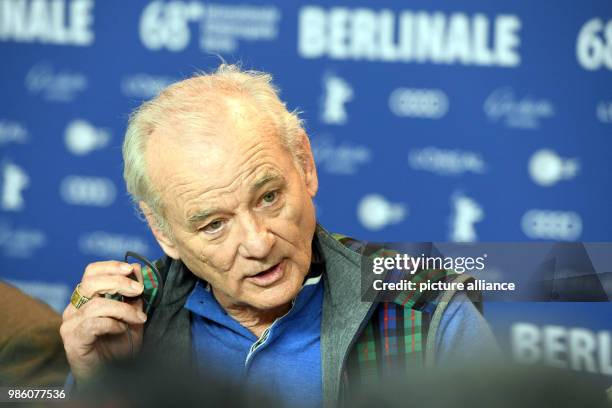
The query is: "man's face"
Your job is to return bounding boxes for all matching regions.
[145,102,318,312]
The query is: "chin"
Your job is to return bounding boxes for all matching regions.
[251,278,303,310]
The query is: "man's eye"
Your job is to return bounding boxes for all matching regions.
[261,191,278,205]
[202,219,225,233]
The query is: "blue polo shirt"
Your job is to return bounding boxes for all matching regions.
[185,272,324,408]
[182,247,498,408]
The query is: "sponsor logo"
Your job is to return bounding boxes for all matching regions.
[0,0,94,46]
[0,220,46,258]
[1,160,29,211]
[408,147,486,176]
[320,73,353,125]
[512,323,612,375]
[390,88,448,119]
[596,101,612,123]
[521,209,582,241]
[25,62,88,102]
[120,73,179,99]
[528,149,579,187]
[449,192,483,242]
[484,87,554,129]
[79,231,151,259]
[357,194,407,231]
[311,135,370,175]
[576,18,612,71]
[5,279,70,312]
[139,1,280,53]
[298,6,521,67]
[60,175,116,207]
[0,120,28,145]
[64,119,111,156]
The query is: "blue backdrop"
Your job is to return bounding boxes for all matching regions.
[1,0,611,385]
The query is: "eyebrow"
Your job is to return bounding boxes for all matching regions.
[186,170,285,227]
[250,170,284,194]
[187,207,221,228]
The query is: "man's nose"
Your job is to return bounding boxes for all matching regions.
[237,212,274,259]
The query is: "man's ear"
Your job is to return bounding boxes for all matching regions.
[299,130,319,198]
[139,201,180,260]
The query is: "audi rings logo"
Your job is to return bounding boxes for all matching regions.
[521,209,582,241]
[389,88,449,119]
[60,176,116,207]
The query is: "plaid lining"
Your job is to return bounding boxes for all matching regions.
[331,233,457,391]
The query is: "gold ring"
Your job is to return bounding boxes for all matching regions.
[70,283,90,309]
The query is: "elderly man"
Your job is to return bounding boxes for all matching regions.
[61,64,497,408]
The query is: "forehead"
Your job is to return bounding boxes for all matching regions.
[144,103,294,211]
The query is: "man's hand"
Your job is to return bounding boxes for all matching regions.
[60,261,148,381]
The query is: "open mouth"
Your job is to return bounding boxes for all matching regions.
[247,261,285,286]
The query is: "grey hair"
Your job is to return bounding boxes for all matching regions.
[122,63,306,236]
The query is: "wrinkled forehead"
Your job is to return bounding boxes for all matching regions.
[143,102,291,205]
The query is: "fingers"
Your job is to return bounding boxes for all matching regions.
[79,273,144,298]
[61,297,147,346]
[65,260,146,317]
[63,303,75,320]
[74,317,130,345]
[83,260,139,279]
[61,259,149,381]
[125,296,144,311]
[75,261,143,302]
[80,296,147,324]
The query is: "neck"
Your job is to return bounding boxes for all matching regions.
[212,288,291,338]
